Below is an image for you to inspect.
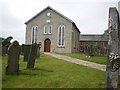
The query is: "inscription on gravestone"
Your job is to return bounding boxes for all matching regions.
[105,7,120,89]
[27,43,38,70]
[5,41,20,75]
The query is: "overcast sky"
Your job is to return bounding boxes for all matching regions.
[0,0,119,44]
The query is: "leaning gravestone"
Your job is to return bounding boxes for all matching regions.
[27,43,38,70]
[5,41,20,75]
[105,7,120,88]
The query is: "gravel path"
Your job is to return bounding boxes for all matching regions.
[44,52,106,71]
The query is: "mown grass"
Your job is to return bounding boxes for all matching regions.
[2,53,105,88]
[56,53,107,65]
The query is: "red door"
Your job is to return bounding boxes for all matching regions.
[44,39,51,52]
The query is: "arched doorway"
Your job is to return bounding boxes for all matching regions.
[44,38,51,52]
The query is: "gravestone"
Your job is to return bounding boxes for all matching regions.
[20,44,24,55]
[5,41,20,75]
[118,2,120,88]
[105,7,120,88]
[27,43,38,70]
[2,46,8,55]
[23,44,31,61]
[36,44,40,58]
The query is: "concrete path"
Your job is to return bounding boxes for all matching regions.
[44,52,106,71]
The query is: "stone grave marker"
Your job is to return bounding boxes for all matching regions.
[5,41,20,75]
[27,43,38,70]
[20,44,24,55]
[23,44,31,61]
[2,46,9,55]
[36,44,40,58]
[105,7,120,88]
[119,75,120,88]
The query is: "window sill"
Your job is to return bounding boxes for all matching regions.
[57,45,65,48]
[44,33,52,35]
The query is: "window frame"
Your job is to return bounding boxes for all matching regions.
[48,25,52,34]
[44,25,47,34]
[31,26,38,44]
[58,25,65,47]
[44,24,52,34]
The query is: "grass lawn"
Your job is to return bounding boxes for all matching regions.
[2,53,105,88]
[56,53,107,65]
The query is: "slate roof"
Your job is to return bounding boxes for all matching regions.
[25,6,80,33]
[80,34,109,41]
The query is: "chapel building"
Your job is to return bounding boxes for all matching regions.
[25,6,80,53]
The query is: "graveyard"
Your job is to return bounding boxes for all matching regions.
[1,2,120,89]
[2,53,105,88]
[1,39,107,88]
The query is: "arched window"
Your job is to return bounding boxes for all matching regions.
[58,25,65,47]
[44,24,52,34]
[48,25,52,34]
[31,26,37,43]
[44,25,47,34]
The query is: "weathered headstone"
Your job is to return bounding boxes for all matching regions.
[20,44,24,55]
[23,44,31,61]
[118,77,120,88]
[5,41,20,75]
[2,46,8,55]
[36,44,40,58]
[27,43,38,70]
[105,7,120,89]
